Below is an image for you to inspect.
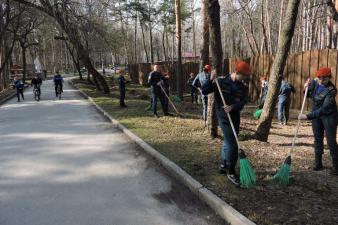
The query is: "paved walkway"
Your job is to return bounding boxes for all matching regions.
[0,80,225,225]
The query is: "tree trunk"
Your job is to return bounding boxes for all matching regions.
[199,0,210,71]
[207,0,223,138]
[175,0,184,100]
[140,20,149,63]
[192,1,197,62]
[256,0,301,142]
[22,45,27,83]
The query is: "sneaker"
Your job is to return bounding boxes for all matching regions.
[154,113,159,118]
[227,174,240,187]
[218,164,227,174]
[278,122,283,126]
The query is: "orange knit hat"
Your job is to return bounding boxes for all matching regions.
[316,67,331,78]
[235,61,251,76]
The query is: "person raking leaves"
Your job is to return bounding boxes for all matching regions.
[299,67,338,176]
[202,61,256,188]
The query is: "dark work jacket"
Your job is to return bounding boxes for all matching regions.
[202,75,248,122]
[148,71,164,93]
[161,77,170,94]
[118,75,126,92]
[306,79,337,120]
[31,77,42,86]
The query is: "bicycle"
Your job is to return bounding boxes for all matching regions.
[33,85,41,101]
[56,85,62,100]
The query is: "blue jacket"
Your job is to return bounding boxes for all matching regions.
[279,81,295,102]
[306,79,337,120]
[192,71,210,93]
[14,80,24,89]
[53,75,63,83]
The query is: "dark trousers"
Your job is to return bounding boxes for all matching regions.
[216,108,240,173]
[151,88,167,114]
[55,83,63,96]
[16,89,24,101]
[312,114,338,160]
[201,94,208,120]
[119,90,126,106]
[278,98,291,123]
[190,89,198,104]
[163,90,169,110]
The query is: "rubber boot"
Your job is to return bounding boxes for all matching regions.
[330,158,338,176]
[313,154,324,171]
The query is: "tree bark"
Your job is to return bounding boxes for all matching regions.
[175,0,184,99]
[140,19,149,63]
[199,0,209,71]
[207,0,223,138]
[256,0,301,142]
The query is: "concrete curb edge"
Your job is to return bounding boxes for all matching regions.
[70,80,256,225]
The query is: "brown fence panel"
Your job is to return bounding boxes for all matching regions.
[310,50,319,77]
[286,54,296,108]
[294,53,303,110]
[129,49,337,109]
[318,49,329,69]
[138,63,151,86]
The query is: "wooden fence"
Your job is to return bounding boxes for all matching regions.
[128,49,338,110]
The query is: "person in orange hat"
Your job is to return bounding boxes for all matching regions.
[192,65,212,123]
[299,67,338,176]
[201,61,251,186]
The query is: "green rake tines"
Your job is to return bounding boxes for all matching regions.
[239,150,256,188]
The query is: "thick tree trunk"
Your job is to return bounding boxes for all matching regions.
[256,0,301,142]
[207,0,223,138]
[175,0,184,100]
[199,0,210,71]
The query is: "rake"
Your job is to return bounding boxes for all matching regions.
[215,78,256,188]
[273,86,309,186]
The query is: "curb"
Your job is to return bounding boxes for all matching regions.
[0,86,29,105]
[70,80,256,225]
[0,91,16,105]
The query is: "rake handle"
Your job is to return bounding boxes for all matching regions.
[214,78,241,149]
[159,83,180,115]
[289,85,309,155]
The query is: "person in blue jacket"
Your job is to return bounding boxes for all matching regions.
[299,67,338,176]
[193,65,211,121]
[278,76,295,125]
[202,61,251,186]
[13,76,24,102]
[53,71,64,97]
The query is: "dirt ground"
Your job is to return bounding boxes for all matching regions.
[74,77,338,225]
